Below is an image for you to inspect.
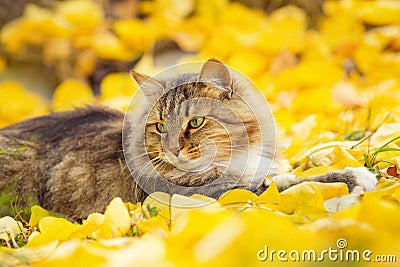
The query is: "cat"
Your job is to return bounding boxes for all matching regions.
[0,59,377,219]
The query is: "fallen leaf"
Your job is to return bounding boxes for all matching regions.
[387,166,399,177]
[0,216,22,242]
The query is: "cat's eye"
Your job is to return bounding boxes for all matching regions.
[156,122,167,133]
[189,117,205,129]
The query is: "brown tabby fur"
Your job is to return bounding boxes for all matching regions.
[0,107,145,219]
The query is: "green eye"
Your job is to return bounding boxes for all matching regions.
[189,117,205,128]
[156,122,167,133]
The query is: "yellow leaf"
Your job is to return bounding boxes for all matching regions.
[92,32,138,61]
[319,12,364,53]
[190,194,217,203]
[308,182,349,200]
[100,72,137,100]
[364,182,400,201]
[218,189,257,207]
[36,239,107,267]
[100,72,138,111]
[358,1,400,25]
[55,0,104,32]
[28,217,82,247]
[332,202,361,221]
[94,197,131,239]
[171,194,217,208]
[136,216,169,237]
[29,205,50,226]
[52,79,94,111]
[330,158,363,170]
[257,6,306,54]
[193,217,244,263]
[142,192,172,221]
[39,217,82,240]
[296,159,362,178]
[81,213,104,238]
[370,123,400,147]
[296,166,331,178]
[99,72,138,111]
[358,195,400,232]
[0,81,49,127]
[113,19,157,51]
[280,182,348,214]
[227,50,267,77]
[124,202,141,214]
[142,192,217,227]
[22,242,60,264]
[376,177,398,189]
[394,188,400,203]
[253,181,280,207]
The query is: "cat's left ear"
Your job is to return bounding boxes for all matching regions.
[131,70,164,104]
[199,58,232,95]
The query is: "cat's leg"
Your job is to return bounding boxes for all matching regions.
[267,167,377,194]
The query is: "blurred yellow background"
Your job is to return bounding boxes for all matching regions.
[1,1,400,266]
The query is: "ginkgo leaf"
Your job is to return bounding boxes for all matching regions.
[27,217,82,247]
[136,216,169,237]
[29,205,50,226]
[324,194,361,213]
[142,192,172,221]
[253,181,280,207]
[52,79,94,111]
[279,182,348,214]
[93,197,131,239]
[0,81,49,127]
[387,166,400,177]
[81,213,105,238]
[218,189,258,207]
[0,216,22,242]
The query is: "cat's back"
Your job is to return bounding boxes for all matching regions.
[0,106,137,219]
[1,106,124,142]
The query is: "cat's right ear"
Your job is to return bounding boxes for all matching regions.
[199,58,232,90]
[131,70,164,103]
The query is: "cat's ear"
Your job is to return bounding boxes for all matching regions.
[131,70,164,103]
[198,58,232,91]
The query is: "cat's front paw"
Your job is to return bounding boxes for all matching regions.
[345,167,377,194]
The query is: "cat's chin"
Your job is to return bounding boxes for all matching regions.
[161,165,223,187]
[163,152,217,173]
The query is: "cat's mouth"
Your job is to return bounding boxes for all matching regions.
[163,139,218,173]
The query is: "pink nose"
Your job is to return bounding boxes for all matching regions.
[170,147,180,156]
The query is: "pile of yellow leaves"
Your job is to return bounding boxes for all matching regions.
[1,0,400,266]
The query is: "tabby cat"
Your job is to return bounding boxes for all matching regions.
[0,59,377,219]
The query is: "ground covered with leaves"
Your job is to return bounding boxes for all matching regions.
[1,0,400,266]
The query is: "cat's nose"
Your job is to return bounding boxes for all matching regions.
[170,147,180,156]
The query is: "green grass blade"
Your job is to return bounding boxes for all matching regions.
[371,147,400,156]
[378,136,400,150]
[0,149,12,154]
[363,154,373,169]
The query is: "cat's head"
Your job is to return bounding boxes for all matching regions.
[126,59,275,197]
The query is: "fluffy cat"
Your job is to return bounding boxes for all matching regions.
[0,59,377,219]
